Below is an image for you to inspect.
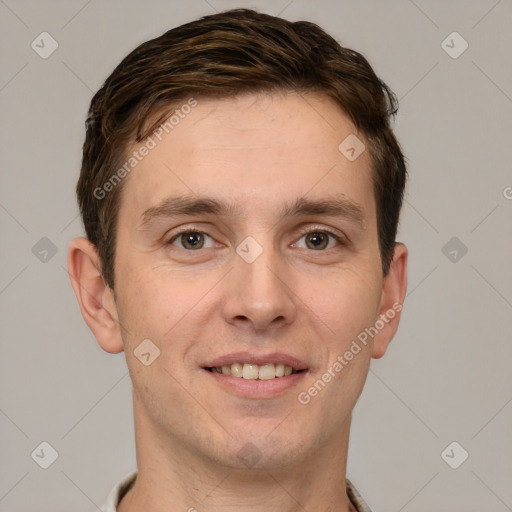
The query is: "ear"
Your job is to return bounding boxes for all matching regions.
[67,236,124,354]
[371,242,408,359]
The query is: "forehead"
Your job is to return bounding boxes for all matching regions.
[118,91,375,225]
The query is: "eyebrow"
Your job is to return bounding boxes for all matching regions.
[138,194,365,228]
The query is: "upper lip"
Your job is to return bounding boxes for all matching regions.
[203,352,308,371]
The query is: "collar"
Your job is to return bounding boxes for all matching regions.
[101,471,373,512]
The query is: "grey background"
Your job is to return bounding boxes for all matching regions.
[1,0,511,510]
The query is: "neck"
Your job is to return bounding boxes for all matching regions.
[118,397,356,512]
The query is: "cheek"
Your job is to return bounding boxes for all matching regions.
[309,265,382,336]
[116,271,197,419]
[304,268,381,403]
[113,260,175,356]
[114,263,211,376]
[298,274,378,416]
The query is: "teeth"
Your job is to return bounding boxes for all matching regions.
[242,363,259,380]
[258,363,275,380]
[230,363,243,378]
[212,363,299,379]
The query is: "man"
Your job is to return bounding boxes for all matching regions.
[68,8,408,512]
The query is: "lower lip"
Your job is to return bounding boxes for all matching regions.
[203,369,308,399]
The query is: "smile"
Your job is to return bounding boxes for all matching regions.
[206,363,302,380]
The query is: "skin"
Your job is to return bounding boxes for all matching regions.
[68,91,407,512]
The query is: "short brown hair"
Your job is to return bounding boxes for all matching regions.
[77,8,407,289]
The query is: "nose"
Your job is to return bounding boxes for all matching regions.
[221,239,297,332]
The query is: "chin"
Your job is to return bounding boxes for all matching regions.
[219,445,304,472]
[211,428,311,471]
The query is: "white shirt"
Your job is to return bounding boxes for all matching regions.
[100,471,374,511]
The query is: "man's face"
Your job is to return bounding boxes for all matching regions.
[112,91,386,469]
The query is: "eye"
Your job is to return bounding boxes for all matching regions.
[293,228,343,251]
[168,230,215,250]
[166,227,345,252]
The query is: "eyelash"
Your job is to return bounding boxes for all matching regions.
[166,225,346,250]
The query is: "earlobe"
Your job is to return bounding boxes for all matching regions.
[371,242,408,359]
[67,237,124,354]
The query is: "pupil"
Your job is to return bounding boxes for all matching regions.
[184,233,203,249]
[308,232,326,249]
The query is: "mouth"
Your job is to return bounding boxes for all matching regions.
[201,353,309,399]
[205,363,304,380]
